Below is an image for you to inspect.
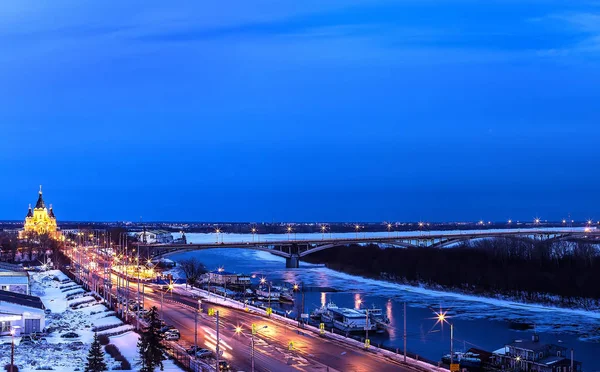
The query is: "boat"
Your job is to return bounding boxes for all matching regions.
[256,286,280,300]
[322,306,376,333]
[311,301,339,322]
[442,352,482,368]
[278,291,294,304]
[358,305,390,332]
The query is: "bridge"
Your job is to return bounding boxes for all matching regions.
[141,228,596,268]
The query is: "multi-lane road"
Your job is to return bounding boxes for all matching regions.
[138,284,415,372]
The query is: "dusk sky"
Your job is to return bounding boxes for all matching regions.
[1,1,599,222]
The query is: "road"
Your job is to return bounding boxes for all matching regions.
[141,284,413,372]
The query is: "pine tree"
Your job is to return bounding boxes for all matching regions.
[138,305,165,372]
[85,332,108,372]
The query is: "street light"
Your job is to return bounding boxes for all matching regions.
[235,324,268,372]
[287,226,293,241]
[251,227,257,242]
[215,228,221,244]
[355,224,360,238]
[195,299,202,352]
[320,225,327,240]
[10,327,15,372]
[387,223,392,238]
[433,307,454,366]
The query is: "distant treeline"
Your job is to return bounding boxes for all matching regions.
[303,238,600,306]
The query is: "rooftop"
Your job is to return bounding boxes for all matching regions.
[210,270,236,275]
[0,262,26,272]
[329,307,365,318]
[0,289,44,310]
[0,271,29,277]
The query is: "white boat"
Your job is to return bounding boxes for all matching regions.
[314,304,376,333]
[327,307,376,333]
[256,286,280,300]
[311,301,338,322]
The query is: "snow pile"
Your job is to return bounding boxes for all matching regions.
[110,331,187,371]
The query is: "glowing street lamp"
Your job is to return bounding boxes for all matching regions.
[355,224,360,238]
[215,228,221,244]
[534,218,541,225]
[320,225,327,240]
[387,223,392,237]
[251,227,257,242]
[234,324,268,372]
[287,226,293,241]
[432,307,454,366]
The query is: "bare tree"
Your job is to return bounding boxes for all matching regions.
[179,258,207,288]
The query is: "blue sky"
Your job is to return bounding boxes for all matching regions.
[1,1,599,222]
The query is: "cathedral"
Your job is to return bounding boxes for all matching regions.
[19,186,61,240]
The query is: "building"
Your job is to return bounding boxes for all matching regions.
[202,270,251,288]
[136,230,174,244]
[492,334,582,372]
[0,289,46,335]
[0,263,30,295]
[19,186,61,240]
[206,269,239,285]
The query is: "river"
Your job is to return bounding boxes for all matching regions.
[168,232,600,371]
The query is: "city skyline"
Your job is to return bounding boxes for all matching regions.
[1,1,599,221]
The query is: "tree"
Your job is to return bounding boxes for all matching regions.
[85,333,108,372]
[179,258,207,288]
[138,306,165,372]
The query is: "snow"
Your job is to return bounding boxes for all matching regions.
[92,315,123,329]
[111,331,189,371]
[97,324,135,335]
[0,268,184,372]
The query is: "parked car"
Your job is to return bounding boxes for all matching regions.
[159,325,175,333]
[186,345,202,355]
[61,332,79,338]
[164,330,180,341]
[195,349,213,359]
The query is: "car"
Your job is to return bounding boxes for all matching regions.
[164,331,180,341]
[218,360,231,371]
[186,345,201,355]
[20,339,34,346]
[195,349,213,359]
[61,332,79,338]
[159,325,175,333]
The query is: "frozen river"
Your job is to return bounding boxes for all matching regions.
[169,232,600,371]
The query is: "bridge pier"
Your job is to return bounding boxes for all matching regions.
[286,254,300,268]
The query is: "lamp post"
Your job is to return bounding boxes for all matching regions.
[10,327,15,372]
[355,224,360,238]
[387,223,392,238]
[287,226,292,241]
[194,299,202,351]
[235,324,267,372]
[434,308,454,366]
[252,228,257,242]
[215,311,220,372]
[215,228,221,244]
